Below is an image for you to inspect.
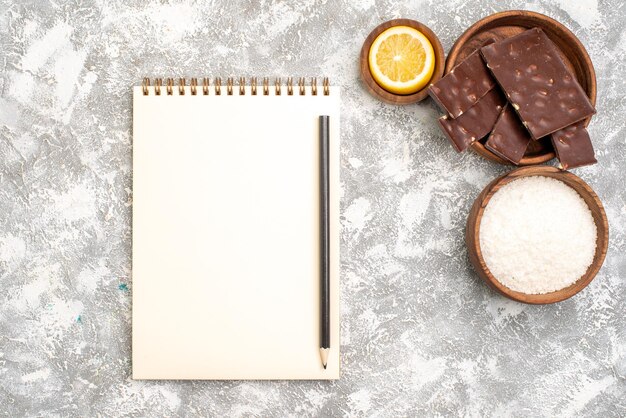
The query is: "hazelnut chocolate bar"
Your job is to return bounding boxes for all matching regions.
[551,121,597,169]
[481,28,595,140]
[428,50,496,118]
[485,103,531,165]
[438,88,506,152]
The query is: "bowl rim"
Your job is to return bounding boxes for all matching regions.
[466,166,609,304]
[359,18,445,105]
[446,10,597,166]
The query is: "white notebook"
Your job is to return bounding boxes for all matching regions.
[132,78,340,380]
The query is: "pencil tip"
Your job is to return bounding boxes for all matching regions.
[320,347,329,369]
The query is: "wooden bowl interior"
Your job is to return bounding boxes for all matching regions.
[466,166,608,304]
[360,19,445,105]
[446,11,597,166]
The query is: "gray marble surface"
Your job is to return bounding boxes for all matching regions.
[1,0,625,416]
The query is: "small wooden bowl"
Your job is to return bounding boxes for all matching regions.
[466,166,608,304]
[446,10,597,166]
[359,19,445,104]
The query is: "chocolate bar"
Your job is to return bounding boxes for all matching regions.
[438,88,506,152]
[485,104,531,165]
[551,121,597,169]
[428,50,496,118]
[481,28,595,140]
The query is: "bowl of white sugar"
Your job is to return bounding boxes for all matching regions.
[466,166,608,304]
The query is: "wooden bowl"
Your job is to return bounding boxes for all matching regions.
[446,10,597,166]
[360,19,445,104]
[466,166,608,304]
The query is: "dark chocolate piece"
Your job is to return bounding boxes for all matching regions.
[438,88,506,152]
[485,104,532,165]
[551,121,597,169]
[428,50,496,118]
[481,28,595,140]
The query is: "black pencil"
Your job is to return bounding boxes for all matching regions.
[319,115,330,369]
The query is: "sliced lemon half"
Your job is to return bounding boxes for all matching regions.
[368,26,435,95]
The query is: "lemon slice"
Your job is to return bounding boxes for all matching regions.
[368,26,435,95]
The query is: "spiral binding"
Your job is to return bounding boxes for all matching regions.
[142,77,330,96]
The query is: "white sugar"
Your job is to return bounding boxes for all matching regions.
[479,176,597,294]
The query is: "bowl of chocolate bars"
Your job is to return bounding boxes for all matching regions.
[429,11,597,169]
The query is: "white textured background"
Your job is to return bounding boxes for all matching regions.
[1,0,625,416]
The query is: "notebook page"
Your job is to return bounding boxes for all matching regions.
[132,85,340,379]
